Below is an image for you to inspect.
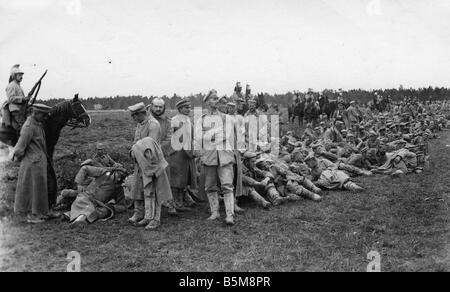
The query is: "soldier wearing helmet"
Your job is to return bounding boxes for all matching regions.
[2,64,30,131]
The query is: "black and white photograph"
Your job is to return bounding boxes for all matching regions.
[0,0,449,275]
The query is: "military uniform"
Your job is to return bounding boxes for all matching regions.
[4,79,29,130]
[68,166,127,225]
[13,104,52,222]
[201,108,236,224]
[128,102,162,224]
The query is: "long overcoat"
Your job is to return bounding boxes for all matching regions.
[13,116,49,215]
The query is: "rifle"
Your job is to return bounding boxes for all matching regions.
[28,69,47,106]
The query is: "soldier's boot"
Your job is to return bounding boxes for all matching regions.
[298,187,322,202]
[266,186,286,205]
[207,193,220,220]
[249,190,271,209]
[136,196,154,227]
[340,163,372,177]
[343,181,364,192]
[145,199,161,230]
[223,192,235,226]
[128,200,144,225]
[285,193,302,202]
[172,188,191,212]
[302,178,322,194]
[183,189,197,207]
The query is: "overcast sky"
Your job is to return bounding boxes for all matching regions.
[1,0,449,101]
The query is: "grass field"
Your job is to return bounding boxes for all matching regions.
[1,110,449,271]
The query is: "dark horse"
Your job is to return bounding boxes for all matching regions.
[319,96,338,119]
[0,94,91,207]
[292,99,305,126]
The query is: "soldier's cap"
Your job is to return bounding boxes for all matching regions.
[227,102,236,107]
[358,125,365,130]
[236,96,245,102]
[175,98,190,109]
[243,151,258,159]
[80,159,94,167]
[319,121,325,126]
[96,142,106,150]
[255,157,272,165]
[314,127,321,131]
[341,129,348,134]
[203,89,218,102]
[10,64,24,76]
[32,103,52,113]
[218,96,228,103]
[304,152,316,162]
[347,132,355,138]
[128,102,146,114]
[335,120,345,127]
[248,98,257,104]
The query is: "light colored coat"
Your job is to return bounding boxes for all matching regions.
[133,117,161,144]
[200,111,236,167]
[13,116,49,215]
[5,80,27,112]
[131,137,172,204]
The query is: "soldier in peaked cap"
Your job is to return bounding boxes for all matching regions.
[127,102,164,225]
[168,97,199,211]
[227,102,236,115]
[13,103,53,223]
[200,89,237,225]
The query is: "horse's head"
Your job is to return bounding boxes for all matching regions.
[66,94,91,128]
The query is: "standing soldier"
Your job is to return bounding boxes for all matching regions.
[201,89,236,225]
[130,137,173,230]
[167,98,199,211]
[147,98,181,213]
[346,101,360,133]
[2,65,30,131]
[13,104,52,223]
[127,102,163,225]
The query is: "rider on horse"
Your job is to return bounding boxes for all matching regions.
[1,65,30,131]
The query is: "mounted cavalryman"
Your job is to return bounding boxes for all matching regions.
[2,65,30,131]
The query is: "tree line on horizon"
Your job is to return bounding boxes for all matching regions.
[40,86,450,110]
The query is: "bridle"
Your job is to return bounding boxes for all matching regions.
[67,101,91,128]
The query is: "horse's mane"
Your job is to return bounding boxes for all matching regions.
[49,100,73,117]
